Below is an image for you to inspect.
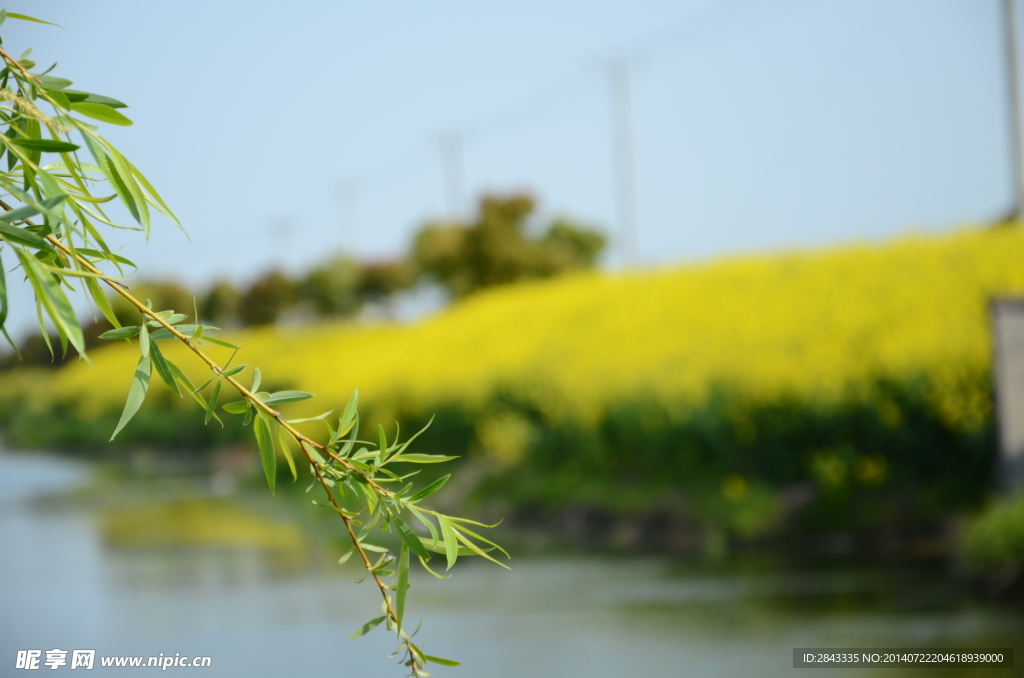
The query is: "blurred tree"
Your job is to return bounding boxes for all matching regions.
[358,259,416,301]
[412,193,606,298]
[239,271,298,326]
[200,280,242,325]
[298,255,362,317]
[110,280,194,324]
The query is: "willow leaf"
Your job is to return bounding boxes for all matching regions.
[255,413,276,494]
[110,355,150,440]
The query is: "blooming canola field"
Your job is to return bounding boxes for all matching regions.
[5,227,1023,433]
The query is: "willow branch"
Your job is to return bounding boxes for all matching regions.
[1,203,423,674]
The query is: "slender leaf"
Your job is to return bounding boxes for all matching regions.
[146,313,187,327]
[138,320,149,357]
[453,529,510,569]
[425,656,461,667]
[0,222,55,250]
[437,515,459,571]
[205,379,222,424]
[262,390,314,405]
[70,102,132,126]
[396,543,410,631]
[395,518,431,560]
[17,249,86,357]
[110,355,150,440]
[390,453,458,464]
[99,325,139,340]
[255,414,276,494]
[7,12,61,26]
[417,555,449,580]
[84,276,120,328]
[221,363,247,377]
[338,389,358,437]
[82,135,138,224]
[62,90,128,108]
[200,335,239,349]
[288,410,334,424]
[408,474,451,503]
[276,422,298,481]
[7,138,79,153]
[348,616,386,639]
[251,367,261,393]
[408,507,439,546]
[149,343,181,397]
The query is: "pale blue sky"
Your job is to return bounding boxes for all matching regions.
[3,0,1018,338]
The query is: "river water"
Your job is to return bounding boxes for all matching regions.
[0,451,1020,677]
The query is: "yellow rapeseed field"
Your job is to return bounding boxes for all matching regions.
[6,226,1024,431]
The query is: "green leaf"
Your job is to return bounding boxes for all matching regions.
[262,390,314,405]
[408,474,450,503]
[425,656,461,667]
[276,422,298,482]
[408,507,439,546]
[110,355,151,440]
[438,515,459,571]
[37,75,72,90]
[17,249,86,357]
[76,248,135,268]
[44,88,71,110]
[0,223,54,251]
[396,543,410,631]
[418,538,488,557]
[378,423,388,457]
[200,335,239,349]
[453,528,510,569]
[146,313,187,327]
[221,363,247,378]
[99,325,140,340]
[62,90,128,108]
[138,320,150,357]
[222,400,247,414]
[251,367,261,393]
[0,250,7,325]
[82,135,139,225]
[348,616,386,639]
[6,12,61,26]
[70,102,132,126]
[149,343,181,397]
[0,252,15,357]
[338,389,358,437]
[417,555,449,580]
[84,276,120,328]
[205,379,222,424]
[7,138,79,153]
[395,517,431,560]
[255,414,276,494]
[164,359,195,392]
[390,453,458,464]
[288,410,334,424]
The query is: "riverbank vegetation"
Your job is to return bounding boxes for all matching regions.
[3,225,1020,552]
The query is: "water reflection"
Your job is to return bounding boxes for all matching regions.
[0,451,1019,677]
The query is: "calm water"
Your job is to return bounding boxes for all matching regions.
[0,451,1021,678]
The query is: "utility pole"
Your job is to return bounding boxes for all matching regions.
[335,181,359,256]
[269,218,291,270]
[608,58,640,267]
[1006,0,1024,218]
[440,132,465,222]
